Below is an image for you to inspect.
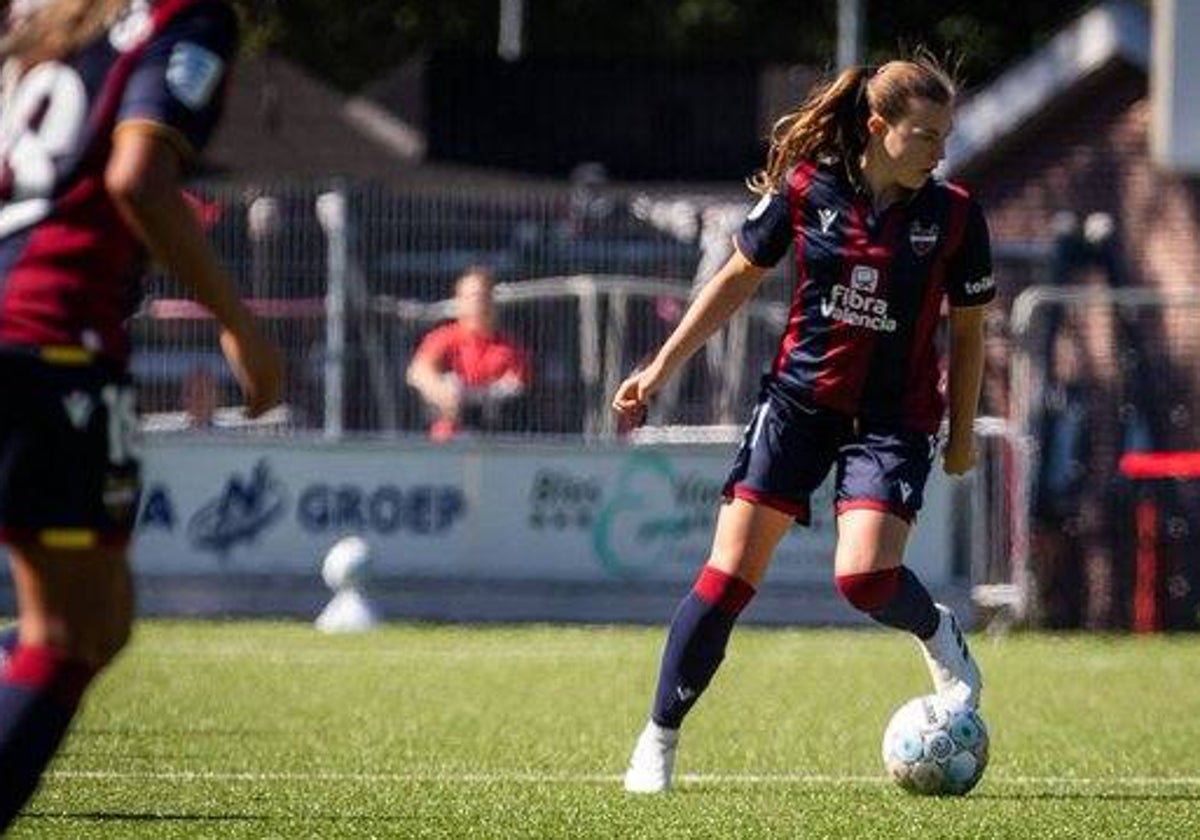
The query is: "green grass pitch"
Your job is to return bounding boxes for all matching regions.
[14,621,1200,838]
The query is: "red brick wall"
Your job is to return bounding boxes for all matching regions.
[957,61,1200,628]
[958,61,1200,294]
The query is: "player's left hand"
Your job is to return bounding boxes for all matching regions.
[220,327,285,418]
[942,436,976,476]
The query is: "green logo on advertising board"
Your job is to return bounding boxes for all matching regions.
[591,450,723,577]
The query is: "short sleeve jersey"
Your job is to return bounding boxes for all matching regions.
[0,0,238,365]
[735,160,994,433]
[414,323,530,390]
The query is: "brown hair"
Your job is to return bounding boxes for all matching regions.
[749,55,957,195]
[3,0,133,65]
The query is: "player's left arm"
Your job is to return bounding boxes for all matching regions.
[109,2,282,416]
[945,304,988,475]
[943,199,995,476]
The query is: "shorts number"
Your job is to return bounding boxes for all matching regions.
[101,384,139,467]
[0,62,88,237]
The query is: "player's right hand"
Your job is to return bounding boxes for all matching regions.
[612,367,660,428]
[220,327,285,418]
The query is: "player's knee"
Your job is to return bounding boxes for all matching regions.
[834,567,901,613]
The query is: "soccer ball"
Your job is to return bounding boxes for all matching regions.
[881,694,989,796]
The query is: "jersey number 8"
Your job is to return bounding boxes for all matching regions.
[0,62,88,238]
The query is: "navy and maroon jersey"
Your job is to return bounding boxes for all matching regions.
[0,0,237,366]
[736,160,994,434]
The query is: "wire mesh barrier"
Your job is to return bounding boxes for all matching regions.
[133,182,811,437]
[1007,286,1200,629]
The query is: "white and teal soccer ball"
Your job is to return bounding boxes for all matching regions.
[882,694,989,796]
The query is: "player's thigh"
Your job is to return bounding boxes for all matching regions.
[7,543,133,665]
[834,508,911,576]
[0,351,139,664]
[708,497,794,586]
[833,427,935,575]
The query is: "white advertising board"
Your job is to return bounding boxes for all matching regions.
[132,437,955,586]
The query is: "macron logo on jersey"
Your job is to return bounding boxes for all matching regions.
[167,42,225,110]
[62,391,94,430]
[818,208,838,234]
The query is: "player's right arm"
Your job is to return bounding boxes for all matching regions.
[612,251,767,422]
[105,129,283,417]
[612,187,788,423]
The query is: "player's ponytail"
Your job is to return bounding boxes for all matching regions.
[748,53,957,195]
[3,0,133,65]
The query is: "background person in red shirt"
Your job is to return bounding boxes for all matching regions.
[406,267,530,441]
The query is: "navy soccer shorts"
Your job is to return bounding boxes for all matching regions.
[0,347,141,549]
[723,384,938,525]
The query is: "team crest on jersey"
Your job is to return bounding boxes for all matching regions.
[909,221,940,256]
[108,0,152,52]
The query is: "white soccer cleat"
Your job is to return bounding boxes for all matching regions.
[623,720,679,794]
[919,604,982,710]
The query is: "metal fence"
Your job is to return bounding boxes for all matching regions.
[138,182,1052,441]
[135,181,804,437]
[1004,285,1200,629]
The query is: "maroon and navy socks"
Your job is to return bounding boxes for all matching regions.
[651,565,756,730]
[650,563,939,732]
[0,645,94,831]
[835,566,939,640]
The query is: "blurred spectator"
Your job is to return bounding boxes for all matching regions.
[1032,322,1091,628]
[182,364,219,429]
[406,267,530,442]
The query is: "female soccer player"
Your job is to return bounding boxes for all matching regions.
[0,0,282,826]
[613,56,993,793]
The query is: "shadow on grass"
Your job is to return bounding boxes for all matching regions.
[23,811,414,823]
[974,791,1200,803]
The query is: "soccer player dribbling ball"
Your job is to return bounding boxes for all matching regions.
[0,0,282,827]
[612,55,994,793]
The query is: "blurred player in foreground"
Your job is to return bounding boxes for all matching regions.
[613,55,994,793]
[0,0,282,827]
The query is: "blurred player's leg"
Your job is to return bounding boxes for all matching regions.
[625,500,790,793]
[0,544,133,830]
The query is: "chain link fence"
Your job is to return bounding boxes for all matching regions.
[134,181,808,437]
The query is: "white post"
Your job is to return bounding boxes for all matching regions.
[1152,0,1200,173]
[316,189,348,440]
[837,0,865,70]
[498,0,524,61]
